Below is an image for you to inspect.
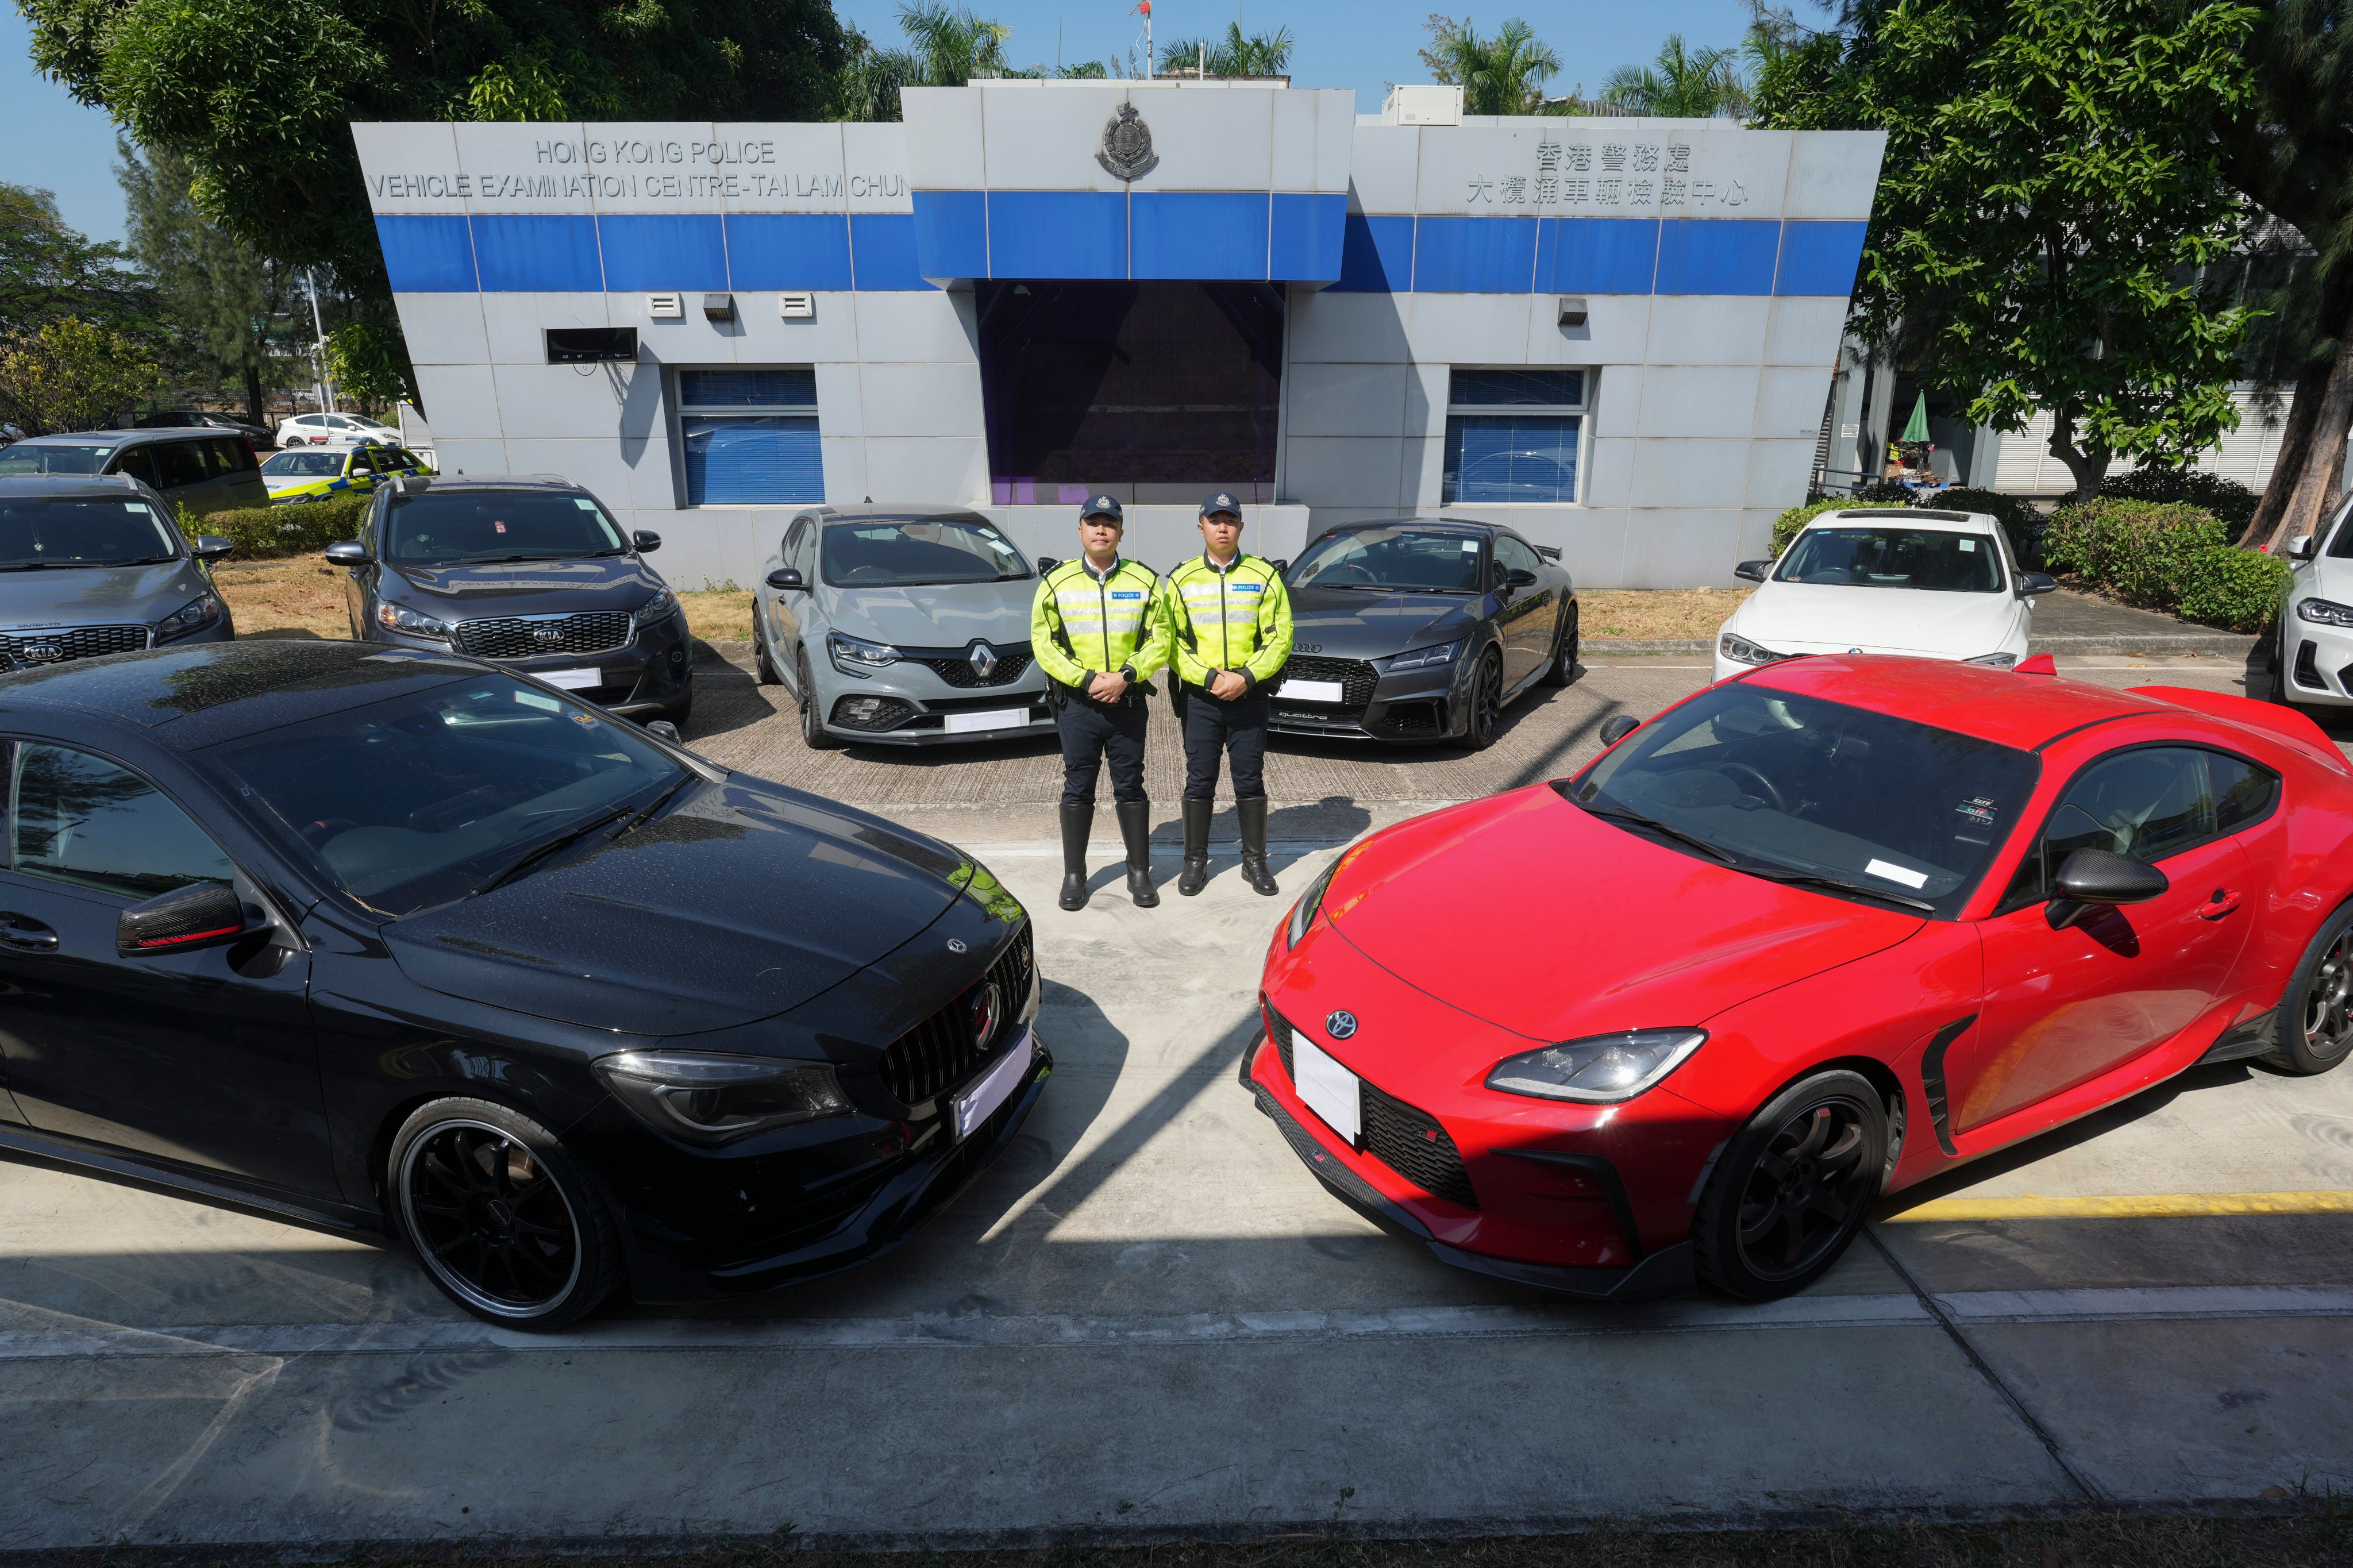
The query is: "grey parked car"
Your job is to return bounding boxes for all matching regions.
[0,473,236,666]
[752,505,1053,749]
[0,429,269,517]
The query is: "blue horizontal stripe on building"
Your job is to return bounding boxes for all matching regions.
[372,209,1865,297]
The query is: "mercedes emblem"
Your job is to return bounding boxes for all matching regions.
[1325,1010,1360,1040]
[946,937,967,953]
[969,981,1003,1047]
[966,641,999,680]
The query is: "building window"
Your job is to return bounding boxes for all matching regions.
[1442,368,1585,504]
[678,368,821,506]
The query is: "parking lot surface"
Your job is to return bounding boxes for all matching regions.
[2,652,2348,1548]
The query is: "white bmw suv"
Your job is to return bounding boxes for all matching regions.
[1714,507,2058,684]
[2276,495,2353,710]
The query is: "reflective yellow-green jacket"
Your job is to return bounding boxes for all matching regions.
[1030,557,1172,690]
[1162,553,1294,692]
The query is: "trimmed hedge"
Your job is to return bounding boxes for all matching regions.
[178,494,371,559]
[1770,498,1907,556]
[2098,467,2260,537]
[2040,497,2287,634]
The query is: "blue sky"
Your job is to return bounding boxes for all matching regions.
[4,0,1758,247]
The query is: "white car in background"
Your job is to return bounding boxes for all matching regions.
[1713,507,2057,683]
[2275,494,2353,710]
[277,412,400,450]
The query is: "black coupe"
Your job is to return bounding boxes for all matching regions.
[0,642,1045,1327]
[1267,519,1578,748]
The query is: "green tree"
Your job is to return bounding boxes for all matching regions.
[834,28,923,121]
[321,320,415,412]
[1600,34,1751,117]
[1161,22,1294,76]
[0,318,160,435]
[1419,16,1562,114]
[0,183,157,342]
[896,1,1011,85]
[117,143,293,427]
[1756,0,2261,499]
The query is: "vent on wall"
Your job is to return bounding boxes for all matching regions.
[545,328,638,364]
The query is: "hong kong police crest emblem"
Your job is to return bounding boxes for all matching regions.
[1096,102,1160,182]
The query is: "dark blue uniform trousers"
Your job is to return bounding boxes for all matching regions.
[1181,687,1269,800]
[1057,693,1150,806]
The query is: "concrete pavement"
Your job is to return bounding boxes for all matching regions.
[1,652,2348,1549]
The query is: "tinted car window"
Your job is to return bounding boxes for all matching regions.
[1565,683,2039,918]
[149,440,210,490]
[382,492,625,565]
[2212,752,2279,833]
[210,679,687,916]
[2044,748,2213,866]
[820,518,1028,587]
[263,450,343,477]
[12,744,236,899]
[1291,528,1485,593]
[209,437,256,473]
[0,496,179,567]
[1495,535,1541,577]
[1777,527,2002,592]
[0,444,115,476]
[113,447,159,485]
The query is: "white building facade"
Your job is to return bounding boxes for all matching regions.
[354,83,1885,588]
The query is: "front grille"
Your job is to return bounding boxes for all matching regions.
[913,649,1034,688]
[1273,654,1378,719]
[1262,995,1478,1211]
[880,923,1035,1107]
[0,624,149,665]
[453,611,632,661]
[1382,700,1441,734]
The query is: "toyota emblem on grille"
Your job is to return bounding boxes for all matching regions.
[969,981,1003,1047]
[20,644,63,664]
[533,625,564,644]
[1326,1010,1359,1040]
[966,641,999,680]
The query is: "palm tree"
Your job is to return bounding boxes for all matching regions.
[897,0,1012,86]
[1161,22,1292,77]
[1599,34,1750,118]
[1419,17,1562,116]
[834,27,923,120]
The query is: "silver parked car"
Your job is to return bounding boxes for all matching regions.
[0,473,236,665]
[752,505,1054,749]
[0,429,269,517]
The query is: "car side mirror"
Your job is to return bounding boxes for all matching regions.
[117,883,255,958]
[633,530,662,553]
[2046,848,2168,931]
[2017,571,2058,596]
[644,719,682,743]
[1035,556,1061,574]
[1733,560,1771,583]
[1269,558,1290,575]
[2289,535,2317,563]
[766,567,806,591]
[1597,714,1641,746]
[324,540,369,565]
[190,535,234,561]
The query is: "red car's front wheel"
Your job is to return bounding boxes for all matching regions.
[1693,1069,1888,1299]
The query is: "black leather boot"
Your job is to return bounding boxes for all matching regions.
[1116,800,1159,907]
[1177,798,1212,896]
[1237,795,1279,896]
[1058,802,1091,911]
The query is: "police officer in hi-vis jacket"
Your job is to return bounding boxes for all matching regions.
[1161,492,1294,897]
[1030,495,1172,912]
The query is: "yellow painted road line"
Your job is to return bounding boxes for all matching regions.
[1882,1191,2353,1222]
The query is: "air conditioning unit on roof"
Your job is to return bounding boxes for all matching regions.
[1383,84,1463,126]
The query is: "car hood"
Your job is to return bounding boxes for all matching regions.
[1284,586,1485,660]
[383,780,976,1034]
[0,560,208,628]
[1728,583,2017,658]
[823,578,1039,649]
[1322,786,1924,1042]
[390,556,665,610]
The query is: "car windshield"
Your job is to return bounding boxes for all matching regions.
[1777,527,2004,592]
[0,496,180,568]
[0,444,115,477]
[264,451,343,476]
[1289,527,1484,593]
[1561,684,2038,918]
[383,492,624,565]
[821,518,1029,587]
[208,677,688,917]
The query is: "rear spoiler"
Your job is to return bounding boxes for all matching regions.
[2127,685,2348,771]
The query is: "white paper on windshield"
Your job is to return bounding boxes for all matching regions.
[513,689,559,711]
[1280,679,1345,703]
[953,1026,1034,1138]
[945,707,1026,733]
[1866,858,1930,889]
[1293,1033,1361,1146]
[539,669,601,691]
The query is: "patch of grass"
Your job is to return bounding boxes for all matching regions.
[683,588,754,644]
[1582,588,1751,642]
[210,557,351,639]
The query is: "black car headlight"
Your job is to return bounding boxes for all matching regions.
[1386,641,1459,672]
[2298,596,2353,627]
[634,588,677,627]
[1719,634,1785,667]
[1286,860,1339,947]
[1485,1028,1707,1103]
[594,1050,852,1145]
[829,630,899,676]
[154,594,221,641]
[377,602,452,639]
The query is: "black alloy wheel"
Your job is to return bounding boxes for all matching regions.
[798,648,845,750]
[753,616,782,685]
[2266,901,2353,1074]
[1693,1069,1887,1299]
[1542,603,1579,687]
[1464,648,1504,751]
[390,1096,620,1328]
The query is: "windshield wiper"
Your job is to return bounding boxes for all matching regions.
[1737,866,1936,913]
[100,556,176,566]
[619,771,694,833]
[1579,803,1739,864]
[471,804,634,896]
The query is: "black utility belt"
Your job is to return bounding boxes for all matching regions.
[1053,676,1155,706]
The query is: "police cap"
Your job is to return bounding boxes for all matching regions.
[1199,491,1242,519]
[1080,494,1124,524]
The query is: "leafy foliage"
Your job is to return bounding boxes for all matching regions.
[1419,15,1561,114]
[1160,23,1295,76]
[2041,497,2285,631]
[1769,498,1907,555]
[182,492,373,558]
[896,1,1010,84]
[117,142,295,427]
[321,322,416,412]
[1600,34,1750,118]
[2097,465,2260,534]
[0,183,159,342]
[0,317,160,434]
[1753,0,2262,498]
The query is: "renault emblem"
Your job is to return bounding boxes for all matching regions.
[1095,102,1160,182]
[967,640,999,680]
[1325,1010,1360,1040]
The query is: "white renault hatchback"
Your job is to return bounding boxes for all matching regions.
[1713,507,2057,683]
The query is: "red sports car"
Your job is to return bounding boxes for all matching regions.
[1247,654,2353,1300]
